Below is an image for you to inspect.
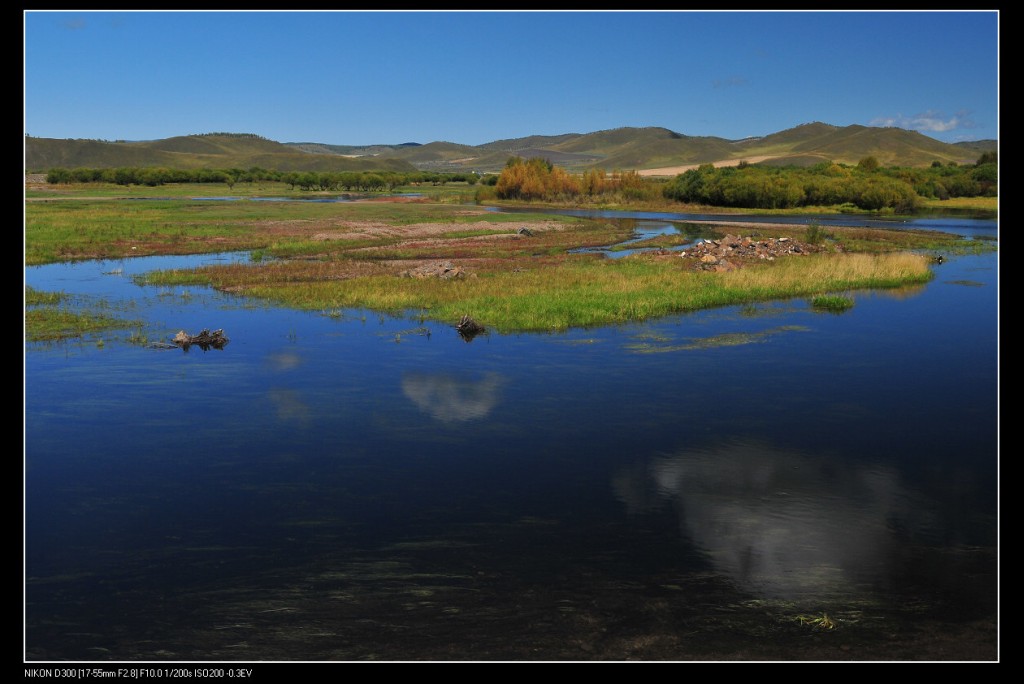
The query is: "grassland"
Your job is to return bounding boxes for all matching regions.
[26,182,993,334]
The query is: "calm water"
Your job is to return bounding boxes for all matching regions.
[24,210,999,661]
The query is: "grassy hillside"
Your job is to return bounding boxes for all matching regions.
[27,125,992,176]
[731,122,841,161]
[784,124,974,166]
[384,141,480,163]
[455,124,981,172]
[26,134,417,173]
[953,139,998,155]
[476,132,584,152]
[284,141,422,156]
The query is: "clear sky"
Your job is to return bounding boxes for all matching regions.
[23,9,999,147]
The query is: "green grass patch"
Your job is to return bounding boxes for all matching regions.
[147,251,932,333]
[25,307,140,342]
[24,195,573,265]
[810,294,855,312]
[917,196,998,214]
[26,286,143,343]
[25,285,67,306]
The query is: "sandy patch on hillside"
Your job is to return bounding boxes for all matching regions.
[637,155,778,177]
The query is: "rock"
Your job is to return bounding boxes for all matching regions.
[679,233,826,270]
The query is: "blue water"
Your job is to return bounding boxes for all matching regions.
[491,205,998,238]
[23,209,999,661]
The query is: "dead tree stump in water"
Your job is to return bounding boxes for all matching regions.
[173,328,229,350]
[455,315,485,342]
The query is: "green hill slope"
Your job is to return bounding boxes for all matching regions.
[27,125,991,176]
[25,134,417,173]
[783,124,973,166]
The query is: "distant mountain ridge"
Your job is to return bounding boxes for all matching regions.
[26,124,992,175]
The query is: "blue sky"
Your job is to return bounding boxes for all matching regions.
[23,10,999,147]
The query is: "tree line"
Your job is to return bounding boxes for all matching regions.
[43,167,480,191]
[478,156,662,202]
[483,153,996,211]
[662,155,997,211]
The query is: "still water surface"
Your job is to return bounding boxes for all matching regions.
[24,209,998,661]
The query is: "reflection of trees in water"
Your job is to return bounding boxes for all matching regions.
[401,371,503,423]
[611,440,970,603]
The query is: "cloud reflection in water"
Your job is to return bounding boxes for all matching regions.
[401,371,503,423]
[612,440,944,602]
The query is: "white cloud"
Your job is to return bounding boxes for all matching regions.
[870,110,976,133]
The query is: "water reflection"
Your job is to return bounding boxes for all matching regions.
[869,284,927,301]
[267,388,312,426]
[569,219,692,259]
[266,350,303,372]
[612,439,980,603]
[401,371,503,423]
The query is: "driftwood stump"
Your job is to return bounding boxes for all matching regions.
[173,328,229,350]
[455,315,485,342]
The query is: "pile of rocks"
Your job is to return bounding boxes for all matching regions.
[679,234,832,271]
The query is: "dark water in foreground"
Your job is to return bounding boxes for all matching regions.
[24,212,998,661]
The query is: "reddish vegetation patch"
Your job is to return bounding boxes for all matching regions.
[356,195,431,203]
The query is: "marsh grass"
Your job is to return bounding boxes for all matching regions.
[25,307,140,342]
[917,196,998,214]
[25,285,66,306]
[26,286,142,342]
[27,195,966,334]
[810,294,855,312]
[827,226,996,254]
[24,197,566,265]
[804,222,830,245]
[156,252,932,332]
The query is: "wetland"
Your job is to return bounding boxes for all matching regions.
[24,186,998,661]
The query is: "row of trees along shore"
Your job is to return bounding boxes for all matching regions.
[481,152,996,211]
[43,167,481,191]
[43,151,995,212]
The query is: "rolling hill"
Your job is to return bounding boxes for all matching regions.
[314,123,984,173]
[26,124,993,176]
[953,139,997,154]
[25,133,417,173]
